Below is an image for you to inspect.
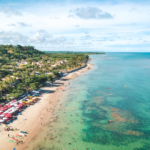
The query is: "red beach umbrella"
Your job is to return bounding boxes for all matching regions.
[7,114,12,118]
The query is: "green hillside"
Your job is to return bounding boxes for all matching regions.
[0,45,89,101]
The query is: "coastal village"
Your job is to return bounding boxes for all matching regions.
[0,45,88,100]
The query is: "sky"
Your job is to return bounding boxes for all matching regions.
[0,0,150,52]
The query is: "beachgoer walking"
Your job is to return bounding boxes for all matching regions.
[8,134,9,137]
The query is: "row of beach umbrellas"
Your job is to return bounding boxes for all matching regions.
[0,96,39,123]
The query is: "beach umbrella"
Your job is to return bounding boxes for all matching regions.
[3,124,7,127]
[18,103,23,107]
[3,113,8,116]
[19,100,23,103]
[7,114,12,118]
[8,105,12,108]
[0,107,5,111]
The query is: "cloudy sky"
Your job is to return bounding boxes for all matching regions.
[0,0,150,52]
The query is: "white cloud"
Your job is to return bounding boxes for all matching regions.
[17,22,32,27]
[0,30,28,44]
[69,7,113,19]
[8,24,16,27]
[0,6,23,17]
[7,22,32,28]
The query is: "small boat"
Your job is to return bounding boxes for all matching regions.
[19,133,25,136]
[16,134,22,137]
[8,140,16,143]
[15,136,23,139]
[83,100,85,102]
[20,131,28,134]
[12,138,18,141]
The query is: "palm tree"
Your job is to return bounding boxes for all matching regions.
[0,81,3,98]
[0,81,9,100]
[3,81,9,92]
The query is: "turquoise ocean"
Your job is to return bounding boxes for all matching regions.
[27,53,150,150]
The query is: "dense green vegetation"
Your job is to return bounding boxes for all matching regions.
[0,45,90,101]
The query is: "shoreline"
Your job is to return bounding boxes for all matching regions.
[0,63,92,150]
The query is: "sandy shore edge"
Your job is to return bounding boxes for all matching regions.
[0,63,92,150]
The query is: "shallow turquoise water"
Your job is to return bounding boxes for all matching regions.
[27,53,150,150]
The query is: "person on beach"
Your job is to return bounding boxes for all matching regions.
[8,134,9,137]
